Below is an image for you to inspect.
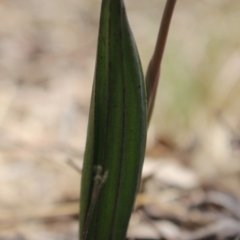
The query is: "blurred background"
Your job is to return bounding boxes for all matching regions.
[1,0,240,239]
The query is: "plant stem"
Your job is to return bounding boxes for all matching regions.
[146,0,177,124]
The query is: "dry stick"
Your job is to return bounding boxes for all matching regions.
[146,0,177,124]
[67,158,82,173]
[82,166,108,240]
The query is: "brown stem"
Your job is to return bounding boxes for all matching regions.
[146,0,177,124]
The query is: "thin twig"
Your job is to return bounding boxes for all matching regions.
[82,166,108,240]
[67,158,82,173]
[146,0,177,123]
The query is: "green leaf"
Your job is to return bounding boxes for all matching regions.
[79,0,147,239]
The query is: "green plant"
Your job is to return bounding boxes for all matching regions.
[79,0,177,240]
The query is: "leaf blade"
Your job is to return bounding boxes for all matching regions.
[80,0,147,239]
